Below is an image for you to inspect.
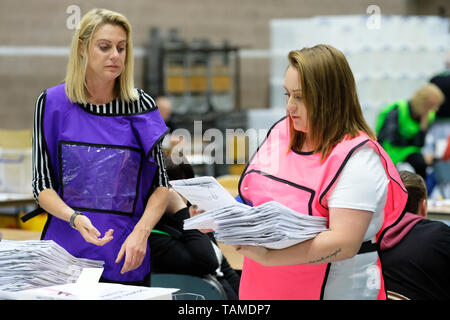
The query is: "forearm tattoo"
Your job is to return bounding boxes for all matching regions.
[308,248,342,264]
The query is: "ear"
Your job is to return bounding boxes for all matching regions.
[418,199,427,218]
[78,39,85,58]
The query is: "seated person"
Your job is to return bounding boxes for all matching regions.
[376,84,444,179]
[149,155,240,300]
[380,170,450,299]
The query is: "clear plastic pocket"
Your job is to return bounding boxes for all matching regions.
[59,142,142,215]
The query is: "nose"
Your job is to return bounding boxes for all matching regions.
[286,98,297,113]
[110,47,120,60]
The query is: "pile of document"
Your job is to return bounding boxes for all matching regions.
[184,201,328,249]
[0,239,104,293]
[2,282,178,300]
[171,176,328,249]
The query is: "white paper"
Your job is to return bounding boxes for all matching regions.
[170,176,248,211]
[184,200,328,249]
[3,283,179,300]
[0,240,104,293]
[76,268,104,287]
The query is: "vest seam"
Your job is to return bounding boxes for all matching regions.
[318,139,370,210]
[75,89,158,117]
[244,169,315,215]
[39,89,56,240]
[145,127,170,161]
[320,263,332,300]
[238,116,287,206]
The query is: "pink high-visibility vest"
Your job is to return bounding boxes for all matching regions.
[238,117,408,300]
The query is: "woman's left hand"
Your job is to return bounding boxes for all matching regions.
[115,228,148,274]
[233,245,270,266]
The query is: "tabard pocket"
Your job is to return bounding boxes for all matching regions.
[59,141,142,215]
[240,169,315,216]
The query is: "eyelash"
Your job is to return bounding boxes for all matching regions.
[284,93,302,100]
[99,46,125,52]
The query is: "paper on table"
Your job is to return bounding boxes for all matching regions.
[0,240,104,293]
[76,267,104,288]
[3,283,179,300]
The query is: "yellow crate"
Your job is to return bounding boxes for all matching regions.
[18,213,47,231]
[0,215,19,228]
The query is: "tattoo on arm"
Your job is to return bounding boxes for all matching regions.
[308,248,342,264]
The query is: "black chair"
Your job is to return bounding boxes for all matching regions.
[387,290,410,300]
[433,160,450,198]
[151,273,228,300]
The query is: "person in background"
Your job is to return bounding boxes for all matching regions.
[190,44,408,300]
[376,84,444,180]
[380,171,450,300]
[429,50,450,120]
[26,8,169,286]
[422,53,450,196]
[149,155,241,299]
[156,96,173,132]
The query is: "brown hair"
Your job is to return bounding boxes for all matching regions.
[399,170,427,214]
[287,44,375,161]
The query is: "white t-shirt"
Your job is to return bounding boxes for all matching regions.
[327,144,389,241]
[322,144,390,299]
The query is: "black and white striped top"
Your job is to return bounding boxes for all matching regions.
[32,88,169,202]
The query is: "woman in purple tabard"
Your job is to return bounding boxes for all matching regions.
[26,9,169,286]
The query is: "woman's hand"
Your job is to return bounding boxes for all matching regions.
[188,205,214,233]
[233,245,270,266]
[115,228,148,274]
[74,214,114,246]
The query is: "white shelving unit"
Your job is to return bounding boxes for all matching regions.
[270,15,450,128]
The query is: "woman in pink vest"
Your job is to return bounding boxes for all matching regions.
[235,45,408,299]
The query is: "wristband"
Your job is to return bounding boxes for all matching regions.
[70,211,84,229]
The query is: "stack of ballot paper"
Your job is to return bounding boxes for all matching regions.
[172,177,328,249]
[0,239,104,293]
[184,201,328,249]
[1,282,178,300]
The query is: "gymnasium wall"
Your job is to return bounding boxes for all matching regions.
[0,0,448,129]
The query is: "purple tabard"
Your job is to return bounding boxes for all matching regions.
[41,83,168,283]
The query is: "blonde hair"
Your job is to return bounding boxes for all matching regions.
[410,83,444,113]
[287,44,375,161]
[65,8,138,103]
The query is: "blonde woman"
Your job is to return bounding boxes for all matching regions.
[233,45,408,299]
[25,9,169,286]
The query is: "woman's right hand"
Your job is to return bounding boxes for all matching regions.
[188,205,213,233]
[73,214,114,246]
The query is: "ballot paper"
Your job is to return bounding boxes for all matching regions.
[170,176,248,212]
[2,283,178,300]
[184,201,328,249]
[0,239,104,293]
[173,176,328,248]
